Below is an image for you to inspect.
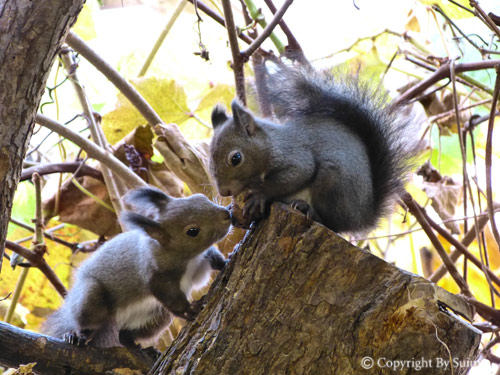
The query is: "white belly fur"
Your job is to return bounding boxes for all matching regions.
[180,253,212,300]
[286,187,312,205]
[115,296,162,330]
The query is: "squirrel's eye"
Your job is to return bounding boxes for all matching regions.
[228,150,242,167]
[186,227,200,237]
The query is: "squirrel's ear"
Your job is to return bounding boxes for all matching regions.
[212,104,228,129]
[122,187,171,210]
[231,99,257,136]
[120,211,168,243]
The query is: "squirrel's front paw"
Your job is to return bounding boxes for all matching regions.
[243,190,266,221]
[63,330,92,346]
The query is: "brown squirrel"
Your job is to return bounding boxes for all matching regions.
[42,187,230,349]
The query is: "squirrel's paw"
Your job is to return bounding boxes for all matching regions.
[289,199,316,220]
[183,303,201,321]
[63,331,91,346]
[141,346,162,361]
[243,190,266,221]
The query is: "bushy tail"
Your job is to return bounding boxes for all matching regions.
[265,66,416,227]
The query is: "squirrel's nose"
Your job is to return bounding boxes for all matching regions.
[220,189,231,196]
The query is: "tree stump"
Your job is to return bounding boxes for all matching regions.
[151,203,481,375]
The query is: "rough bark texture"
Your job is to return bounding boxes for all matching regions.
[0,322,153,374]
[0,0,84,270]
[151,203,481,375]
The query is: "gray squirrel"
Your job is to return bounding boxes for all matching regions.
[209,67,415,233]
[42,187,230,349]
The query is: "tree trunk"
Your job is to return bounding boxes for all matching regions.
[151,203,481,375]
[0,0,84,270]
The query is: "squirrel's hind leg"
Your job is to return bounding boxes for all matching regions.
[69,278,114,346]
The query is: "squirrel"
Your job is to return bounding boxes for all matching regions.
[42,187,230,349]
[209,67,415,233]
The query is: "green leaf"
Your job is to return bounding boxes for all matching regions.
[102,77,190,145]
[8,181,36,237]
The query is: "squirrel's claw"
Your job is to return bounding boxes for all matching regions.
[64,331,90,346]
[243,190,266,221]
[289,199,317,221]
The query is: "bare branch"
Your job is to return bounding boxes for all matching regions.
[485,65,500,249]
[65,31,164,127]
[35,114,146,189]
[60,48,125,213]
[394,59,500,105]
[20,162,103,182]
[5,241,67,297]
[0,322,152,375]
[187,0,254,45]
[401,193,472,297]
[241,0,294,59]
[221,0,246,103]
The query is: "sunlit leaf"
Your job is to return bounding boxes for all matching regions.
[72,2,98,40]
[102,77,190,145]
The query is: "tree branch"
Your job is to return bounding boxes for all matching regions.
[187,0,254,45]
[5,241,67,297]
[401,193,472,297]
[60,48,124,213]
[35,114,146,189]
[9,218,79,252]
[65,31,164,127]
[402,194,500,289]
[485,65,500,249]
[394,59,500,105]
[241,0,294,59]
[0,322,152,375]
[20,162,103,182]
[221,0,246,103]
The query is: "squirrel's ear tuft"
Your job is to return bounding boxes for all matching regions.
[211,104,228,129]
[122,187,171,210]
[120,211,166,243]
[231,99,257,136]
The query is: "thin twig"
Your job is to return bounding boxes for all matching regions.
[65,31,164,127]
[241,0,294,59]
[469,0,500,40]
[263,0,308,65]
[394,59,500,105]
[221,0,246,103]
[9,218,78,251]
[35,114,146,189]
[5,242,67,297]
[60,49,124,213]
[403,195,500,289]
[186,0,254,45]
[243,0,285,53]
[401,193,472,297]
[138,0,187,77]
[429,207,493,283]
[20,161,103,182]
[485,65,500,249]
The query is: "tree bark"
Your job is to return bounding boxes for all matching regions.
[0,0,84,270]
[151,203,481,375]
[0,322,153,374]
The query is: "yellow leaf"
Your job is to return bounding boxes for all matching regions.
[102,78,190,145]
